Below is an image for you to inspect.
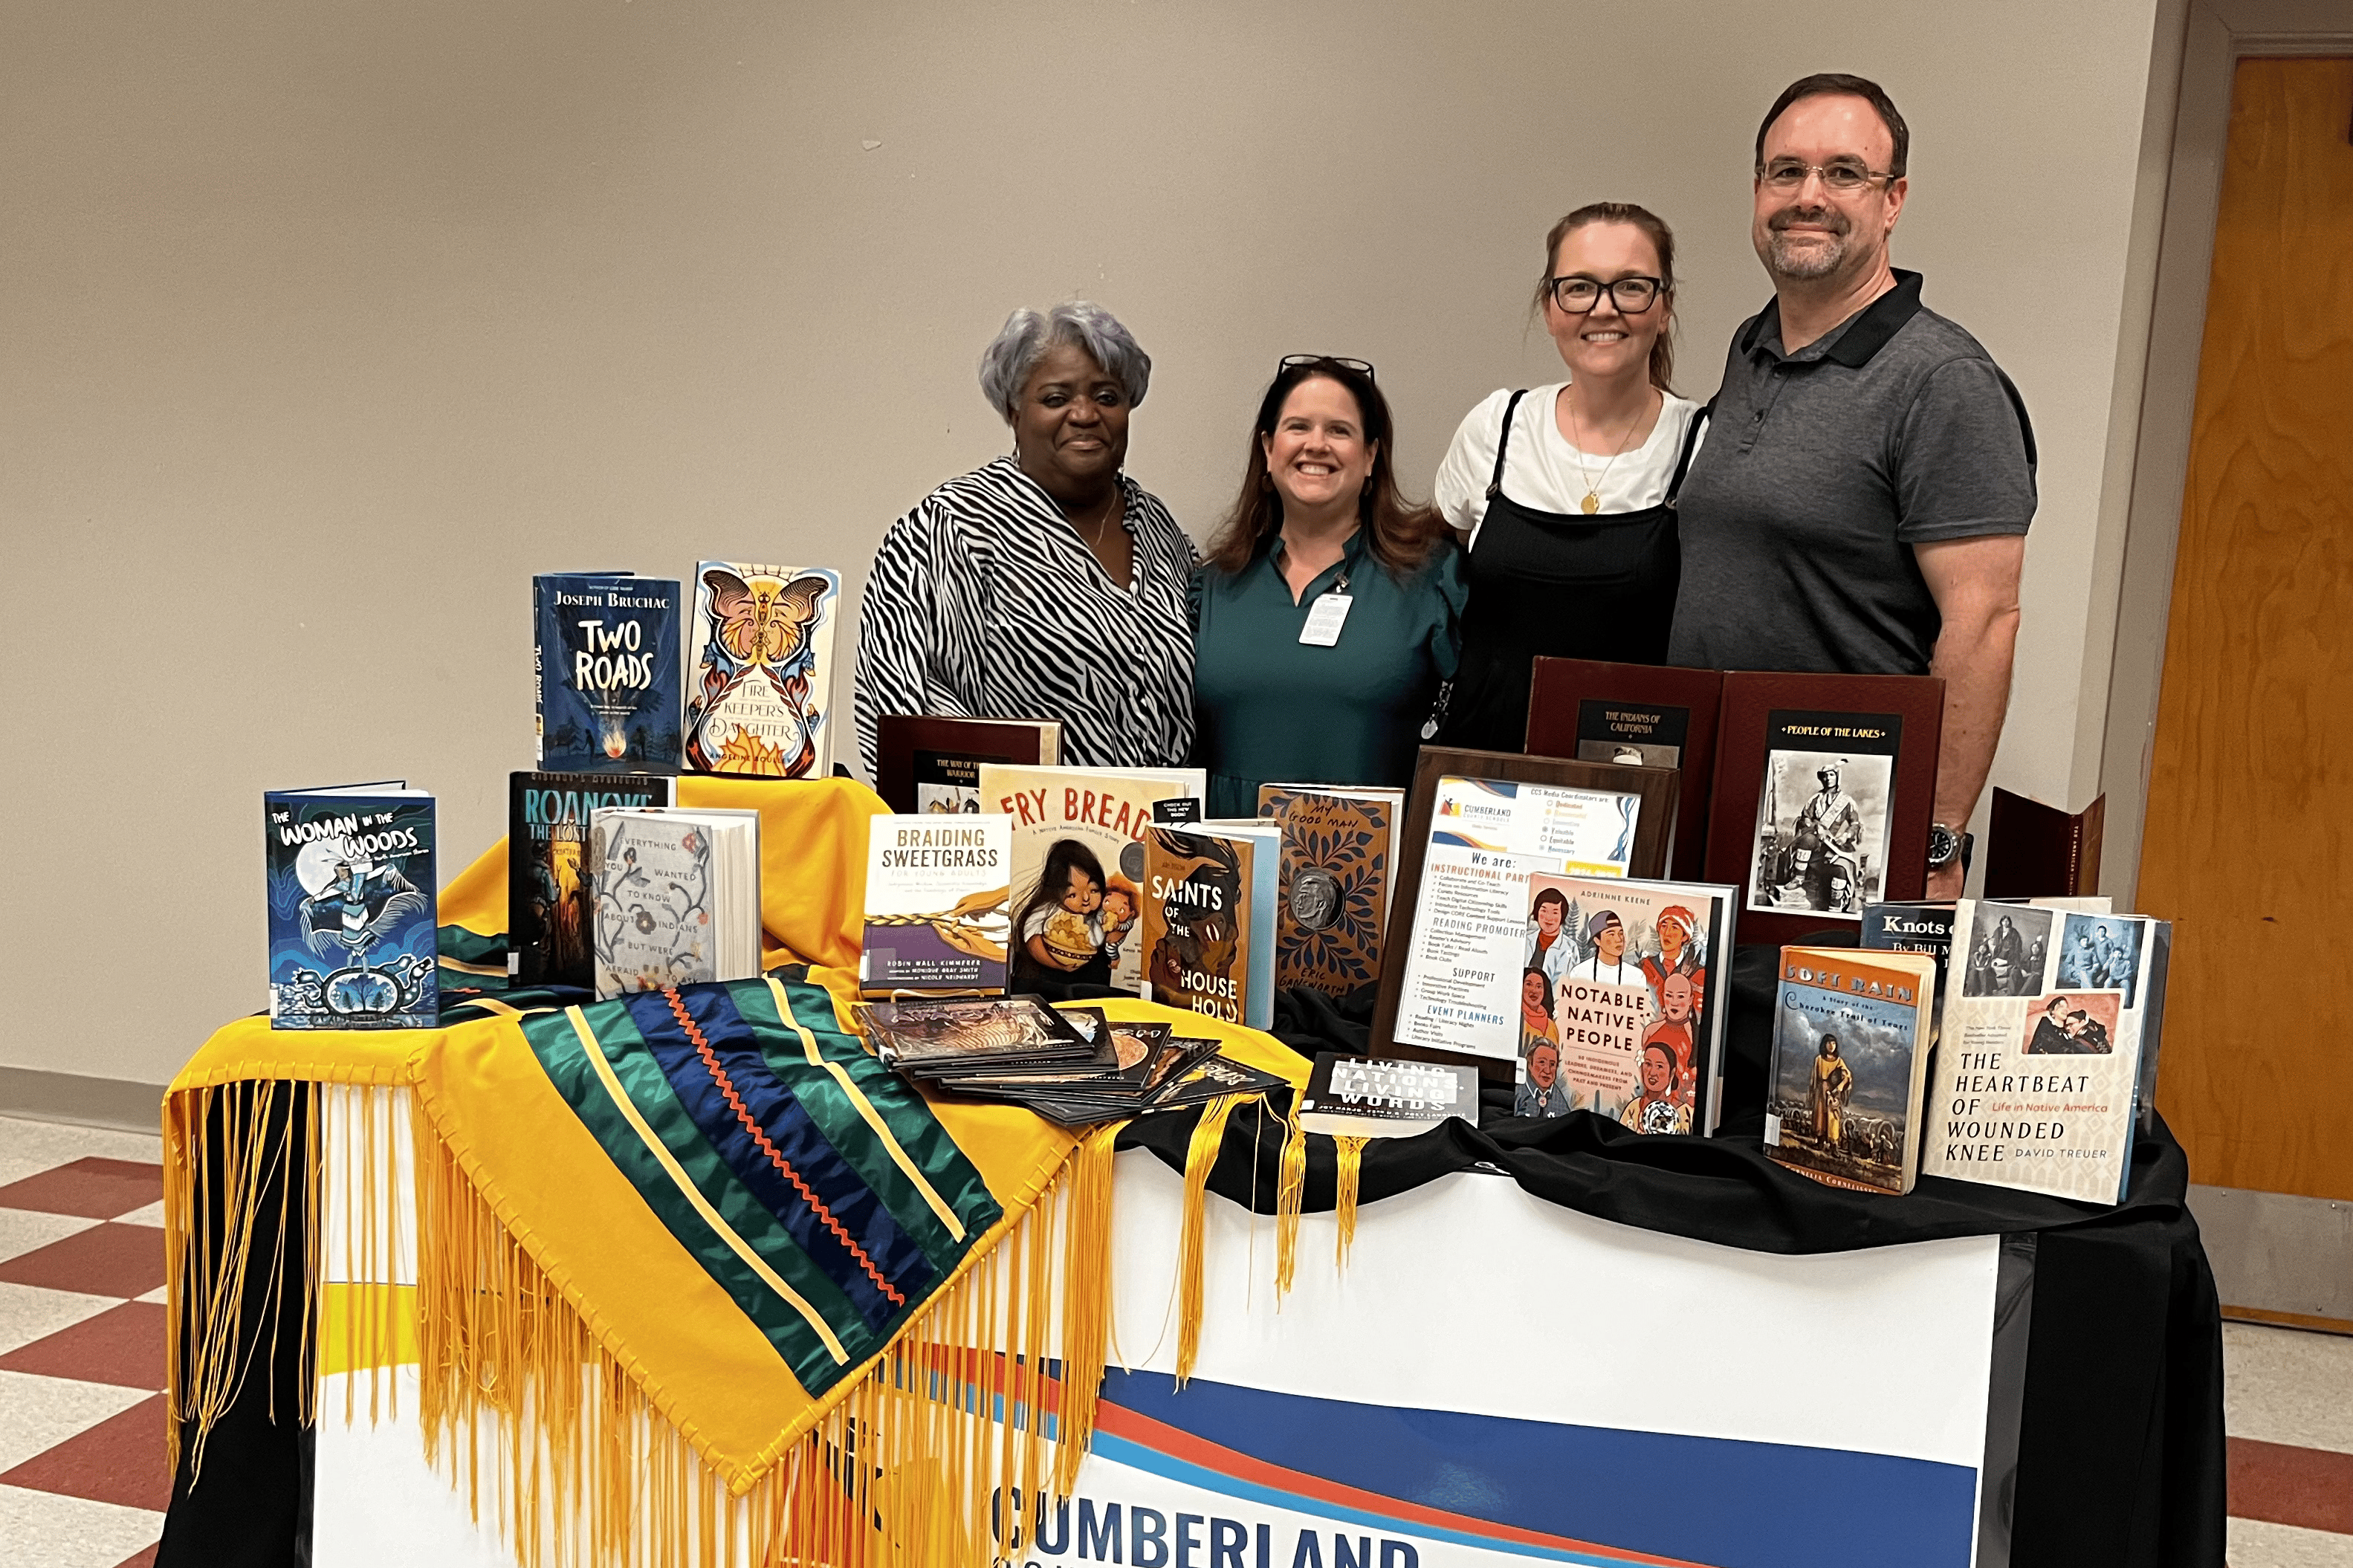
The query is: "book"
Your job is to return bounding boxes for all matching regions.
[509,771,677,989]
[876,716,1064,814]
[265,783,438,1030]
[1255,785,1405,998]
[1764,947,1939,1195]
[684,563,843,778]
[1859,901,1958,1038]
[1296,1054,1480,1139]
[1917,901,2170,1204]
[1524,658,1723,882]
[1373,748,1678,1078]
[860,994,1098,1073]
[858,814,1012,997]
[1518,874,1738,1133]
[534,573,684,772]
[1985,788,2106,900]
[1140,821,1282,1031]
[978,763,1207,994]
[587,807,762,998]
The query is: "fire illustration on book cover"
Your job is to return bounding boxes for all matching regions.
[687,564,839,777]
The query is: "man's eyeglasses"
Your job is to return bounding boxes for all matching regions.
[1757,158,1897,194]
[1546,276,1665,315]
[1279,354,1375,379]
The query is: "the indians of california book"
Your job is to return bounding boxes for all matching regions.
[1764,947,1939,1194]
[1255,784,1405,997]
[1141,821,1281,1030]
[265,783,438,1029]
[858,813,1012,997]
[684,563,842,778]
[508,771,676,989]
[586,806,762,999]
[534,573,684,772]
[1917,901,2170,1204]
[977,763,1205,995]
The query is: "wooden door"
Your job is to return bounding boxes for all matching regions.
[2141,59,2353,1208]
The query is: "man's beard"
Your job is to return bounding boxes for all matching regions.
[1764,204,1852,280]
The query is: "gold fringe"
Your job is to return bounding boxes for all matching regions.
[1174,1094,1248,1387]
[1333,1134,1369,1269]
[1271,1108,1309,1301]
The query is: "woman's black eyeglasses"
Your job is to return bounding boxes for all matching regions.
[1278,354,1375,379]
[1546,276,1666,314]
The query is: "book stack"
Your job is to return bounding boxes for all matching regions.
[587,806,764,999]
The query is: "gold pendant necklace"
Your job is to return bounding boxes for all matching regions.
[1565,388,1643,515]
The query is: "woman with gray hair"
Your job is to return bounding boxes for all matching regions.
[853,302,1197,776]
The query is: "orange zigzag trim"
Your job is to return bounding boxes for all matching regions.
[661,988,907,1309]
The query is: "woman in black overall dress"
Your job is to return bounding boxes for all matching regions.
[1432,202,1706,751]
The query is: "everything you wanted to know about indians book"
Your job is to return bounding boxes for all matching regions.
[265,783,438,1030]
[587,806,762,1000]
[1916,900,2172,1204]
[534,572,684,773]
[979,763,1206,996]
[1764,947,1938,1195]
[684,562,843,778]
[509,771,677,990]
[1140,820,1282,1031]
[859,813,1012,997]
[1256,784,1405,998]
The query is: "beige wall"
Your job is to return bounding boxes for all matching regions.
[0,0,2173,1087]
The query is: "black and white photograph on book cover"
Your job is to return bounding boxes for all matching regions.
[1746,710,1900,919]
[1961,904,2054,998]
[2056,913,2145,1005]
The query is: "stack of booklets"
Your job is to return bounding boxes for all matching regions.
[264,783,439,1030]
[587,806,763,999]
[1764,946,1940,1193]
[861,997,1285,1128]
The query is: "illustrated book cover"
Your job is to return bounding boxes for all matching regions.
[1524,658,1722,881]
[1296,1054,1480,1139]
[534,572,684,772]
[265,783,438,1030]
[509,771,676,990]
[586,806,762,999]
[859,994,1095,1072]
[1140,821,1282,1031]
[876,716,1063,814]
[684,562,842,778]
[859,813,1011,997]
[978,762,1206,995]
[1764,947,1939,1195]
[1255,784,1405,999]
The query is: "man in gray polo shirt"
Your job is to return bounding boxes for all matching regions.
[1671,72,2033,897]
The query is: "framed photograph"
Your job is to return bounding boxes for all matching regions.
[1704,673,1943,950]
[1525,658,1722,882]
[1371,747,1678,1083]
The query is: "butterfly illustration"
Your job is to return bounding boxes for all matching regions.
[703,568,832,670]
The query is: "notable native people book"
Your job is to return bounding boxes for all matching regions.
[1140,821,1281,1031]
[858,813,1012,997]
[265,783,438,1030]
[1917,901,2172,1205]
[876,716,1064,814]
[1296,1054,1480,1140]
[978,763,1206,995]
[508,771,677,990]
[586,806,763,999]
[1255,785,1405,998]
[534,572,684,772]
[684,563,842,778]
[1764,947,1938,1194]
[1518,874,1737,1133]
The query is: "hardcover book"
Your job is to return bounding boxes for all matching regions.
[1296,1054,1480,1139]
[587,806,762,998]
[1255,785,1405,999]
[1860,901,1958,1040]
[509,771,676,990]
[1764,947,1939,1195]
[1917,901,2170,1204]
[978,763,1207,995]
[876,716,1063,814]
[265,783,438,1030]
[534,572,684,772]
[859,814,1012,997]
[1140,821,1282,1031]
[1985,788,2107,900]
[684,563,843,778]
[1525,658,1722,881]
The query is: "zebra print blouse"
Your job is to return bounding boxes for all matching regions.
[852,456,1198,777]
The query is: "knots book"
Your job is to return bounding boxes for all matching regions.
[534,572,684,773]
[859,813,1012,997]
[265,784,438,1030]
[684,562,842,778]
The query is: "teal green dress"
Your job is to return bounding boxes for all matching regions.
[1191,528,1467,819]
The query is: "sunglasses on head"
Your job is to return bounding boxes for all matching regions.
[1278,354,1375,380]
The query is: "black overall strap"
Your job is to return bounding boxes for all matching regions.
[1663,396,1715,511]
[1484,389,1531,500]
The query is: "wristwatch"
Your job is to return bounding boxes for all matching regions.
[1926,823,1972,870]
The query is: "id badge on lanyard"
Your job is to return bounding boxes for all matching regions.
[1298,569,1353,647]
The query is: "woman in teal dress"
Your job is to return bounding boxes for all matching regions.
[1191,356,1466,819]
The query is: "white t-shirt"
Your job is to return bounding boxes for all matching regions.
[1434,383,1702,548]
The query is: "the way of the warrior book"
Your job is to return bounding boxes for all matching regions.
[265,784,438,1030]
[1296,1054,1480,1139]
[586,806,762,999]
[859,813,1011,997]
[1764,947,1939,1195]
[1256,784,1405,998]
[509,771,676,990]
[1139,820,1281,1031]
[684,563,842,778]
[876,715,1064,814]
[534,572,684,773]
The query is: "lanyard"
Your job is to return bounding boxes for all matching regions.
[1295,531,1365,647]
